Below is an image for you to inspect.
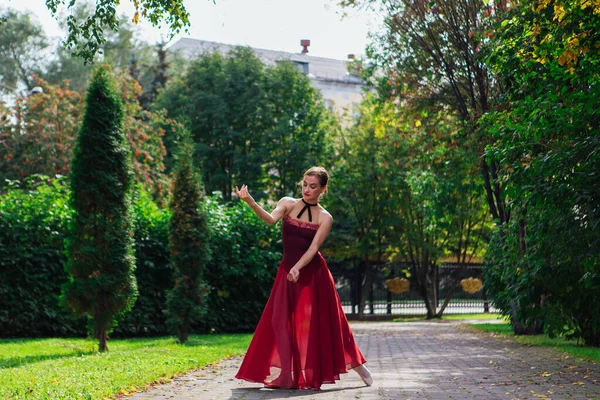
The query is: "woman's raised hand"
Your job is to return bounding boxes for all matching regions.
[235,184,254,204]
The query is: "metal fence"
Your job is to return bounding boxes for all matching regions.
[330,262,497,316]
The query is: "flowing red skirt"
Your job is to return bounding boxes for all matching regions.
[235,256,366,390]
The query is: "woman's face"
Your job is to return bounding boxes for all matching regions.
[302,175,325,203]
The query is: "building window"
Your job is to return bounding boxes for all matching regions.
[293,61,309,75]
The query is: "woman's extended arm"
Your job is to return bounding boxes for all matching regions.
[235,184,293,226]
[287,213,332,282]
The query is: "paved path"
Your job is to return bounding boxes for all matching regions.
[128,321,600,399]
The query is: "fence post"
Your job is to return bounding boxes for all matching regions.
[352,263,358,314]
[483,286,490,313]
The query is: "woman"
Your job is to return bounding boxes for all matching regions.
[234,166,372,390]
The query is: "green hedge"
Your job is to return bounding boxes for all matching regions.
[0,178,281,338]
[199,195,281,333]
[0,178,84,337]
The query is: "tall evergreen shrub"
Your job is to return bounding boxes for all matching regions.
[62,65,137,352]
[165,130,210,343]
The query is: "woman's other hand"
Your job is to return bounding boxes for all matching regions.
[235,184,254,204]
[287,266,300,283]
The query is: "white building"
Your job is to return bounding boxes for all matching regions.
[167,38,364,116]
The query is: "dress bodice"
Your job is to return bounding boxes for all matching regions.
[281,215,319,266]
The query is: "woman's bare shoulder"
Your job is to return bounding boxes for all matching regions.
[277,196,298,206]
[277,197,298,213]
[318,208,333,224]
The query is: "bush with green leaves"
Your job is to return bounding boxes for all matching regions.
[0,177,85,337]
[0,179,282,337]
[481,0,600,344]
[165,132,211,343]
[199,196,281,332]
[113,188,172,337]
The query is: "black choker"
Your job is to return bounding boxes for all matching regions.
[297,199,318,222]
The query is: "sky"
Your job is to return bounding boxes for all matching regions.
[1,0,380,60]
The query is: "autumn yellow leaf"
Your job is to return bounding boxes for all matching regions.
[415,120,422,127]
[536,0,551,12]
[553,4,567,22]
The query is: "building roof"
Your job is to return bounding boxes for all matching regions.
[168,38,362,85]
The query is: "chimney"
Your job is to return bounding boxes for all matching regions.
[300,39,310,54]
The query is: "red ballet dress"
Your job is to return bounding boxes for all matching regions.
[235,215,366,390]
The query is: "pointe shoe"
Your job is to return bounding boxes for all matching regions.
[355,364,373,386]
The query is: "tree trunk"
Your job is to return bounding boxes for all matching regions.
[98,329,108,352]
[510,300,544,335]
[178,319,189,343]
[358,259,370,316]
[421,282,437,319]
[482,286,490,313]
[436,279,461,317]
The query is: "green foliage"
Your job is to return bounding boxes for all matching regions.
[44,5,156,92]
[114,187,172,337]
[0,179,281,337]
[44,0,191,63]
[155,48,267,199]
[0,8,48,91]
[330,95,491,318]
[261,61,337,199]
[200,197,282,332]
[63,65,137,351]
[0,177,85,337]
[155,47,338,201]
[165,131,210,343]
[118,73,170,202]
[481,0,600,345]
[0,78,83,185]
[0,73,171,202]
[0,334,251,399]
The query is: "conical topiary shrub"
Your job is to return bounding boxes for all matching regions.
[62,64,137,352]
[165,128,210,343]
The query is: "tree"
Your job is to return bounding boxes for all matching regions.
[0,78,83,187]
[0,8,48,92]
[481,0,600,344]
[118,73,169,202]
[262,61,337,200]
[156,47,267,200]
[165,129,210,343]
[395,112,490,318]
[330,98,406,316]
[340,0,508,226]
[156,47,338,202]
[136,42,171,111]
[45,4,156,92]
[62,64,137,352]
[331,95,490,318]
[0,74,170,201]
[44,0,193,63]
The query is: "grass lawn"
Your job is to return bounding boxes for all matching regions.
[392,313,506,322]
[0,334,251,399]
[468,323,600,364]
